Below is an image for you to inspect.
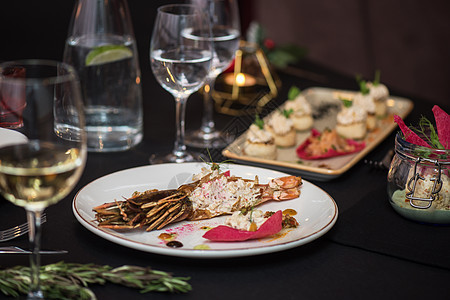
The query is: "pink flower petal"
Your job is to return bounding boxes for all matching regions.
[432,105,450,149]
[394,115,431,148]
[202,211,283,242]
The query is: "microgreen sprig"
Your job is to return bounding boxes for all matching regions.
[249,206,254,223]
[288,86,301,100]
[373,69,381,86]
[340,97,353,108]
[355,75,370,95]
[254,114,265,130]
[201,148,234,171]
[282,108,294,118]
[411,116,444,149]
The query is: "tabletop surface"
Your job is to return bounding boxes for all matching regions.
[1,58,449,300]
[1,33,450,300]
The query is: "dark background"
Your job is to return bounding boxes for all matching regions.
[253,0,450,107]
[1,0,449,107]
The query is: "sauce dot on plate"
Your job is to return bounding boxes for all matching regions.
[283,209,297,216]
[158,233,176,241]
[194,244,211,250]
[166,241,183,248]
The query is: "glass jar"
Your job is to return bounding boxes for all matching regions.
[387,133,450,224]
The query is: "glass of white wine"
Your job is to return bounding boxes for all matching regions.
[150,4,212,163]
[0,60,87,299]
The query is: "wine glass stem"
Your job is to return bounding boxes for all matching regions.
[27,209,44,299]
[200,77,217,135]
[173,96,189,158]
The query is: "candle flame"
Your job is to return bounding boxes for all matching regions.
[236,73,246,86]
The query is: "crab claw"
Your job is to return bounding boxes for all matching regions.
[270,176,302,189]
[261,176,302,202]
[272,188,301,200]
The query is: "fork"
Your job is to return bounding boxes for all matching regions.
[364,149,394,170]
[0,213,47,242]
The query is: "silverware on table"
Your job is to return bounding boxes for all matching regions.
[0,213,47,242]
[0,246,67,255]
[364,149,394,170]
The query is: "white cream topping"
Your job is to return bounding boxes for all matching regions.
[225,209,268,231]
[367,82,389,101]
[353,93,376,114]
[190,175,261,214]
[337,105,367,125]
[284,95,312,116]
[247,124,273,143]
[266,111,294,135]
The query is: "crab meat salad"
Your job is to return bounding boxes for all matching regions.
[190,171,262,215]
[225,209,269,231]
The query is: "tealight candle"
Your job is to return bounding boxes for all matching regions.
[224,72,256,87]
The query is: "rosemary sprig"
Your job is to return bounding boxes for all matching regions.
[0,262,191,299]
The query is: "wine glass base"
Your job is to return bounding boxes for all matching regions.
[149,151,205,165]
[27,291,44,299]
[185,129,234,149]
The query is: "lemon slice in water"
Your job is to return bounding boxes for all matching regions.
[85,45,133,66]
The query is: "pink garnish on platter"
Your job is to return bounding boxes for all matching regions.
[394,115,431,148]
[432,105,450,149]
[202,210,283,242]
[296,128,365,160]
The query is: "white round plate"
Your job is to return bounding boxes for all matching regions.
[73,163,338,258]
[0,127,28,147]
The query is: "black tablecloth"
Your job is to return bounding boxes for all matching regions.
[1,57,450,299]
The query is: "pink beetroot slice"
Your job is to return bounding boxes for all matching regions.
[432,105,450,149]
[394,115,430,148]
[296,129,365,160]
[202,211,283,242]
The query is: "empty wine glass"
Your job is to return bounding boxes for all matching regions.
[150,4,213,163]
[185,0,241,148]
[0,60,87,299]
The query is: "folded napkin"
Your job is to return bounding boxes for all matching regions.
[327,188,450,270]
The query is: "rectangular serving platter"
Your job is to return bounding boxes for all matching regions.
[222,87,414,181]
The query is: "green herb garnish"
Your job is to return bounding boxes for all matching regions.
[356,75,370,95]
[411,116,445,149]
[249,206,254,223]
[288,86,301,100]
[340,97,353,108]
[254,114,265,129]
[0,262,191,299]
[282,108,294,118]
[373,69,381,86]
[201,149,234,171]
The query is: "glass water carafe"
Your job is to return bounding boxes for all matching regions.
[64,0,143,152]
